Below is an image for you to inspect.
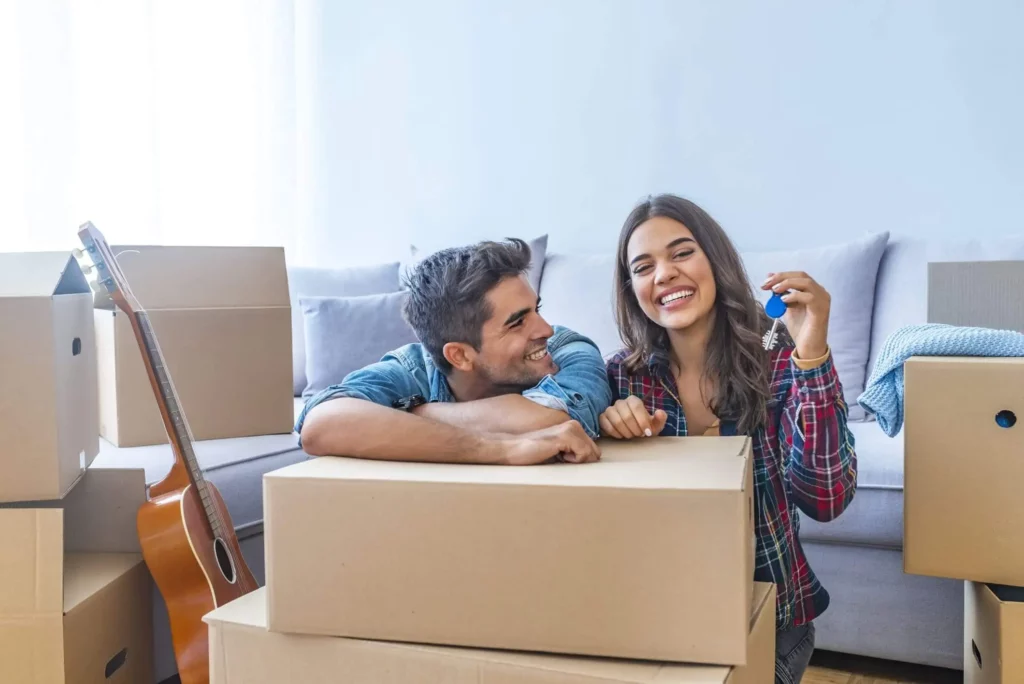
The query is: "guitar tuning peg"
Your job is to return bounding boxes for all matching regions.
[72,247,85,259]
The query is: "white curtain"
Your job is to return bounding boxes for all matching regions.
[0,0,303,259]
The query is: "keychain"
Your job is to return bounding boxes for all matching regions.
[762,292,787,350]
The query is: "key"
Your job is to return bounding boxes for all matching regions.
[762,292,787,350]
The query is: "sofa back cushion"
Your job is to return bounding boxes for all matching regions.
[867,235,1024,387]
[288,263,402,396]
[538,252,622,360]
[740,231,890,421]
[299,292,418,399]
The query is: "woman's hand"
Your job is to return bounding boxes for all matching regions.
[599,396,668,439]
[762,271,831,360]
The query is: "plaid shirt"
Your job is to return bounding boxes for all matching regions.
[605,345,857,629]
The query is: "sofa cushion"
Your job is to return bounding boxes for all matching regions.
[300,292,418,398]
[537,252,621,359]
[798,420,905,549]
[867,235,1024,394]
[288,263,402,396]
[741,231,890,421]
[401,234,549,293]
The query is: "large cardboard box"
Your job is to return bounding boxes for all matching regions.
[964,582,1024,684]
[0,467,154,683]
[928,261,1024,332]
[94,245,293,447]
[0,251,99,503]
[265,436,756,665]
[206,582,776,684]
[903,356,1024,585]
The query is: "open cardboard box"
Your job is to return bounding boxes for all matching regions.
[0,467,154,683]
[206,583,775,684]
[265,436,756,665]
[94,244,294,447]
[0,251,99,503]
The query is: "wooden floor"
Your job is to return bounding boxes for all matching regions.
[805,651,962,684]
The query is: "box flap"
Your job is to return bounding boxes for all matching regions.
[0,509,65,616]
[0,251,89,297]
[63,552,143,613]
[265,436,751,491]
[106,244,289,310]
[0,468,147,553]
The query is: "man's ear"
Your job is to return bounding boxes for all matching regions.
[442,342,475,372]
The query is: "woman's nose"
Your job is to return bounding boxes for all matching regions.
[654,262,677,285]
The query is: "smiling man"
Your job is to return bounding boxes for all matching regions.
[296,238,613,466]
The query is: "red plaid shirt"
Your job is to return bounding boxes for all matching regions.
[605,345,857,629]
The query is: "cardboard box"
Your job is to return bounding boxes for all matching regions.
[94,245,293,447]
[206,582,775,684]
[965,582,1024,684]
[0,251,99,503]
[903,356,1024,585]
[928,261,1024,332]
[0,467,154,683]
[265,436,756,665]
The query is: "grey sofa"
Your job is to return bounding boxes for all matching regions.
[102,231,1024,682]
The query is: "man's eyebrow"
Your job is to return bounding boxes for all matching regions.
[628,237,695,266]
[503,297,542,327]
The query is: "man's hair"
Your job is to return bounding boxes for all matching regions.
[402,238,533,374]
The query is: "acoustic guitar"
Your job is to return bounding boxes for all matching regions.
[76,223,258,684]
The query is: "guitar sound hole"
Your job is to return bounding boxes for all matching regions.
[213,538,237,584]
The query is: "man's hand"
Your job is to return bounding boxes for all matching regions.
[494,420,601,465]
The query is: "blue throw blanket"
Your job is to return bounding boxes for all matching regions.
[857,323,1024,437]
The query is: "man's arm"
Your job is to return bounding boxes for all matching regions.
[300,397,503,463]
[411,394,571,433]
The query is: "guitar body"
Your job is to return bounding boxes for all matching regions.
[138,465,257,684]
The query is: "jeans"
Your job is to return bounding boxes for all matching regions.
[775,621,815,684]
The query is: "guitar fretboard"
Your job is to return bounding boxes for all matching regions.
[137,312,227,540]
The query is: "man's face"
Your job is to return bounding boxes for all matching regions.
[471,275,557,392]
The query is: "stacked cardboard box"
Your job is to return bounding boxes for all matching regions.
[0,252,155,682]
[902,261,1024,683]
[206,436,776,682]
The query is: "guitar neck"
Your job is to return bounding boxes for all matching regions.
[134,311,227,538]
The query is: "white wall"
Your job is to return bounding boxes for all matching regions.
[295,0,1024,267]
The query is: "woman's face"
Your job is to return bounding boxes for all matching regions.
[626,216,717,333]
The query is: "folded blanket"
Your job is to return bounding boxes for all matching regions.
[857,323,1024,437]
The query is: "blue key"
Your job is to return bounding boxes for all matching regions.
[762,293,787,350]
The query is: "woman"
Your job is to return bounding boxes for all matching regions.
[601,194,856,684]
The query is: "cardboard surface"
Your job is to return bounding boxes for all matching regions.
[0,251,99,502]
[94,245,294,447]
[265,436,756,665]
[903,356,1024,585]
[964,582,1024,684]
[0,468,153,683]
[928,261,1024,332]
[206,583,775,684]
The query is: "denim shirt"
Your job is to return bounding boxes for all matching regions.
[294,325,613,439]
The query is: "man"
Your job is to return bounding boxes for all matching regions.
[296,238,613,465]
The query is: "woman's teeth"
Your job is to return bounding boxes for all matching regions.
[660,290,694,305]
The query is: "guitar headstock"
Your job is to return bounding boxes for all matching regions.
[75,221,143,315]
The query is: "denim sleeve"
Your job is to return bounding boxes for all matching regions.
[294,358,425,435]
[521,331,614,439]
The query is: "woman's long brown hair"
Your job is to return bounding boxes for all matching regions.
[613,194,791,434]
